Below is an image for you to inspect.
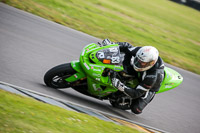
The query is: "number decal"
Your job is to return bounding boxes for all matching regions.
[97,52,105,58]
[111,57,120,63]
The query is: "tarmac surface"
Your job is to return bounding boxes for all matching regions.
[0,3,200,133]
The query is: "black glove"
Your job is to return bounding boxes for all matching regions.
[112,78,125,92]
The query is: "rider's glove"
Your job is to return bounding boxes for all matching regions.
[112,78,125,92]
[102,39,113,46]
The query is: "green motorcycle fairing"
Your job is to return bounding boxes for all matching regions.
[65,43,183,97]
[157,66,183,94]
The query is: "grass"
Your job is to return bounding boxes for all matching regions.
[0,89,142,133]
[1,0,200,74]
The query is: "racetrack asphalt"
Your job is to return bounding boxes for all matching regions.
[0,3,200,133]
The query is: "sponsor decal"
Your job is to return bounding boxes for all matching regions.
[165,85,172,88]
[92,84,97,91]
[165,83,174,85]
[84,63,90,70]
[114,68,122,71]
[90,65,104,71]
[115,65,121,67]
[93,69,101,72]
[95,78,100,81]
[74,74,78,78]
[90,64,103,67]
[144,48,151,52]
[92,73,101,77]
[82,50,85,56]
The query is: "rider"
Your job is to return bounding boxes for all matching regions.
[102,39,165,114]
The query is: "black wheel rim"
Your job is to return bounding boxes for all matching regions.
[51,73,71,88]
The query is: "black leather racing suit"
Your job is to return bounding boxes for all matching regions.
[116,42,165,114]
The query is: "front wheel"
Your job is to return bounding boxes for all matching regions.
[44,63,76,89]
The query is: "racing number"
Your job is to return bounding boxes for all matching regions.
[97,52,105,58]
[111,56,120,63]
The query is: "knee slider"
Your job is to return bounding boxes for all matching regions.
[131,104,142,114]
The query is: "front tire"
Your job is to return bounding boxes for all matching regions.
[44,63,76,89]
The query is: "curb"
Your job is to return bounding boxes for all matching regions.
[0,81,168,133]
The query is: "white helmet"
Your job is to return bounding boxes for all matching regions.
[132,46,159,72]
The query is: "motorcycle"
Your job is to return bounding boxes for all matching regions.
[44,42,183,111]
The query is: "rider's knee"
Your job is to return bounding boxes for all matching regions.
[131,104,143,114]
[131,99,147,114]
[131,92,155,114]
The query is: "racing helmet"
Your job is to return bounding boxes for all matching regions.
[132,46,159,72]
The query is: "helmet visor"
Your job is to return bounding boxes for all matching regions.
[134,57,152,69]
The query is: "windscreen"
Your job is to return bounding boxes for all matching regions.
[96,46,123,65]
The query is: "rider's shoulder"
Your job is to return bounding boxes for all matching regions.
[147,57,164,72]
[128,46,141,54]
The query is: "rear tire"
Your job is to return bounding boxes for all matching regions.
[44,63,76,89]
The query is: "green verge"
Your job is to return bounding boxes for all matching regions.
[1,0,200,74]
[0,89,142,133]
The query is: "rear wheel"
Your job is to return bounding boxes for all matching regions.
[44,63,76,89]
